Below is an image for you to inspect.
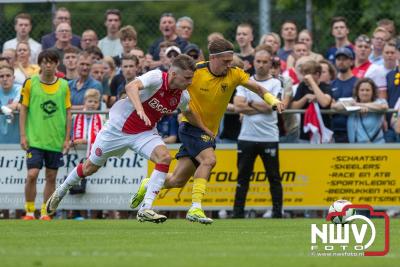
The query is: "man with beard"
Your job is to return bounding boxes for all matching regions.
[330,47,358,143]
[232,45,283,218]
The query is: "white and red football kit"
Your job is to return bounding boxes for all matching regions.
[89,70,190,166]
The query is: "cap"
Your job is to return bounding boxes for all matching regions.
[183,43,200,54]
[335,47,354,59]
[165,46,181,55]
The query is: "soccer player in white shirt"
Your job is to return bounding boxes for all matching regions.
[46,55,196,223]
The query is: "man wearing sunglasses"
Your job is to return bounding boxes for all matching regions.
[183,43,201,62]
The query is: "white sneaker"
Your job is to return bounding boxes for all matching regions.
[137,209,167,223]
[46,190,63,216]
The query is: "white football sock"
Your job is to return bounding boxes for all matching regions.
[140,170,166,211]
[58,167,81,198]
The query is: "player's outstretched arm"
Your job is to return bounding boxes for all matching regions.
[125,79,151,126]
[243,79,285,113]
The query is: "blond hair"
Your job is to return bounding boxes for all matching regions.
[259,32,281,47]
[373,27,389,40]
[84,88,101,100]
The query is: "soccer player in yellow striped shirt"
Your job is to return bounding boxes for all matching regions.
[131,39,284,224]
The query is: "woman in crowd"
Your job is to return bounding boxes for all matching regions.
[14,41,40,84]
[259,32,287,71]
[332,78,388,143]
[259,32,281,54]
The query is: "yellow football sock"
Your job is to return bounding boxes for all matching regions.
[40,203,47,217]
[25,202,35,213]
[192,178,207,205]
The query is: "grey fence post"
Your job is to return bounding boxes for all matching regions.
[259,0,271,35]
[306,0,313,32]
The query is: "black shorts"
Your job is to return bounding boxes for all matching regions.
[176,122,216,166]
[26,147,64,170]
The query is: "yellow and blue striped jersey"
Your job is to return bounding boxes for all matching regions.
[181,61,249,135]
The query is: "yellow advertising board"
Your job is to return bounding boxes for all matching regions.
[152,146,400,210]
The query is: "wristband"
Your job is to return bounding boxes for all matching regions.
[263,93,280,106]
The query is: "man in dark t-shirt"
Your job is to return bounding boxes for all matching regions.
[235,23,255,75]
[148,13,187,63]
[330,47,358,143]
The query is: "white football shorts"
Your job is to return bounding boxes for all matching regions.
[88,124,165,166]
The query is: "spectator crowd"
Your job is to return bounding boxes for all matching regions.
[1,8,400,219]
[2,9,400,145]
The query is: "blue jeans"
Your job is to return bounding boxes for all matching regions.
[384,128,400,143]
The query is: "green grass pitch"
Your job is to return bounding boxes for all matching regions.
[0,219,398,267]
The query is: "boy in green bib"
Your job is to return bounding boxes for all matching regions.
[19,50,72,220]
